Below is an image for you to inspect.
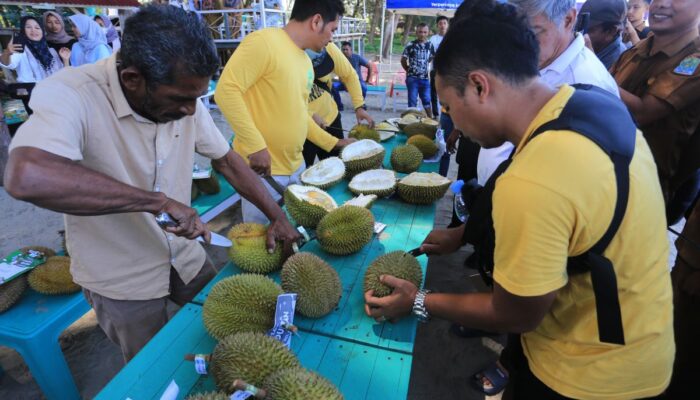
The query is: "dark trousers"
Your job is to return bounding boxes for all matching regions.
[332,81,367,111]
[430,69,438,113]
[302,113,343,167]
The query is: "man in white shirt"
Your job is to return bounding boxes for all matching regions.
[477,0,619,185]
[429,15,449,113]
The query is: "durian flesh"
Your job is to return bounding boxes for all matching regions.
[348,169,397,198]
[343,194,377,209]
[397,172,451,204]
[284,185,338,229]
[300,157,345,189]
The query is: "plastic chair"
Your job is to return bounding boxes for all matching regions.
[0,288,91,400]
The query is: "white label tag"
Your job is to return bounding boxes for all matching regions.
[230,390,254,400]
[159,380,179,400]
[374,222,387,234]
[267,293,297,348]
[194,355,207,375]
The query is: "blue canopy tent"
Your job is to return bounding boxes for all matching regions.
[379,0,461,61]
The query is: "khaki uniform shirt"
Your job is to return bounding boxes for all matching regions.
[611,32,700,201]
[9,54,230,300]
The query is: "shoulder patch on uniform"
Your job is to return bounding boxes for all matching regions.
[673,55,700,76]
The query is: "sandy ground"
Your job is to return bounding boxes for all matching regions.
[0,85,682,400]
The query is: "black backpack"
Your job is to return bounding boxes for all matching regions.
[462,84,636,345]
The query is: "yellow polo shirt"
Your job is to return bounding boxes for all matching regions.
[493,85,674,399]
[308,42,364,125]
[215,28,339,175]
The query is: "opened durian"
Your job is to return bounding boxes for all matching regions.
[211,332,300,391]
[0,275,27,313]
[227,223,283,273]
[348,169,397,198]
[28,256,80,295]
[300,157,345,189]
[364,251,423,298]
[390,144,423,173]
[397,172,451,204]
[375,121,398,142]
[317,206,375,255]
[400,109,427,118]
[281,253,342,318]
[404,120,439,140]
[202,274,282,340]
[284,185,337,229]
[406,135,438,158]
[264,367,344,400]
[340,139,386,177]
[343,194,377,209]
[397,113,422,130]
[349,124,380,142]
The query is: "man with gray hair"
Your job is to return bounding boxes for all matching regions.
[476,0,619,185]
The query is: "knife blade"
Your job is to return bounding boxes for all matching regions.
[155,212,231,247]
[405,247,424,257]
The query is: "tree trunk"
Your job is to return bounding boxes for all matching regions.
[381,12,398,59]
[402,15,414,46]
[368,0,383,43]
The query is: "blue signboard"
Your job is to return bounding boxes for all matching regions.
[386,0,462,10]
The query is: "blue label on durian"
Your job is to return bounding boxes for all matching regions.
[267,293,297,348]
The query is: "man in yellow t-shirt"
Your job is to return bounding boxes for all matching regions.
[215,0,353,223]
[364,3,673,399]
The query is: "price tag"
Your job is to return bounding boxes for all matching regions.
[158,380,179,400]
[194,354,207,375]
[267,293,297,348]
[230,391,254,400]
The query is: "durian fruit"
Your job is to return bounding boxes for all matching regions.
[211,332,300,391]
[397,113,422,130]
[343,194,377,209]
[378,130,396,142]
[300,157,345,189]
[348,169,397,198]
[348,124,381,142]
[264,367,343,400]
[227,223,283,273]
[390,144,423,173]
[407,135,438,158]
[19,246,56,258]
[284,185,338,229]
[185,392,230,400]
[397,172,451,204]
[317,206,375,255]
[0,275,27,313]
[341,139,386,177]
[281,253,341,318]
[194,174,221,195]
[404,120,439,140]
[191,182,200,201]
[27,256,80,295]
[203,274,282,340]
[364,251,423,298]
[400,109,427,118]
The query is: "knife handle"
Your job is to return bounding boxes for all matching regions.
[155,212,178,228]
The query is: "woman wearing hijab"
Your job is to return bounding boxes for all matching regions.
[0,16,69,83]
[94,15,121,53]
[43,11,76,53]
[68,14,111,66]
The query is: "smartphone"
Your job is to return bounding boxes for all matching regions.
[576,12,591,35]
[12,31,24,53]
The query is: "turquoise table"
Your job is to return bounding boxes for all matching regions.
[96,304,413,400]
[0,288,91,400]
[191,173,240,224]
[97,135,440,399]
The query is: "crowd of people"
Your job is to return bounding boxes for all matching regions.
[1,0,699,398]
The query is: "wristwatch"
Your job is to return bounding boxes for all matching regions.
[412,289,431,323]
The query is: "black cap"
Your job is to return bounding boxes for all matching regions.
[580,0,627,27]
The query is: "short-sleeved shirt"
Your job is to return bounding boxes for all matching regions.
[611,32,700,201]
[8,54,230,300]
[346,53,369,82]
[493,85,674,399]
[402,40,435,79]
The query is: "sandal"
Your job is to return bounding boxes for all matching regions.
[473,363,508,395]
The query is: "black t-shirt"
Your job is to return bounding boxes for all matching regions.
[402,40,435,79]
[47,39,76,54]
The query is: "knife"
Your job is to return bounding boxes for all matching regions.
[155,212,232,247]
[405,247,424,257]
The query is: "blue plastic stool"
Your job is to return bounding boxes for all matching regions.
[0,288,90,400]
